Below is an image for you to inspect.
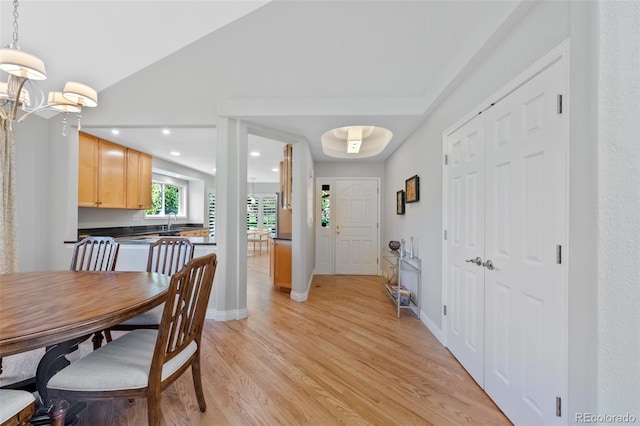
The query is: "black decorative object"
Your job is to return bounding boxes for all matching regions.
[388,240,401,251]
[405,175,419,203]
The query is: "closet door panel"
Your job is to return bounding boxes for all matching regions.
[484,57,567,426]
[445,115,486,386]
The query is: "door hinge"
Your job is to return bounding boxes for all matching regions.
[443,305,447,316]
[444,230,448,240]
[444,154,448,165]
[557,94,563,114]
[556,245,562,264]
[556,396,562,417]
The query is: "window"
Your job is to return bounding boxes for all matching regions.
[247,197,259,230]
[262,195,276,231]
[321,184,330,227]
[146,181,186,217]
[208,193,215,238]
[246,194,276,232]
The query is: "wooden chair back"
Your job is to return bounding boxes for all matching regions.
[149,253,217,391]
[70,237,120,271]
[146,238,194,276]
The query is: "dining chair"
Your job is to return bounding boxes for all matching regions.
[0,389,35,426]
[69,236,120,272]
[105,238,194,341]
[70,236,120,350]
[47,253,218,426]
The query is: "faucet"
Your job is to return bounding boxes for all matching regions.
[167,213,177,230]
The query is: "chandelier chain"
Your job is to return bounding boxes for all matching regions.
[12,0,20,47]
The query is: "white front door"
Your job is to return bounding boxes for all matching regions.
[445,114,486,386]
[483,56,567,426]
[334,179,379,275]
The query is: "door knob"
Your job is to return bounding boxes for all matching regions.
[482,259,495,270]
[336,225,341,235]
[465,257,482,266]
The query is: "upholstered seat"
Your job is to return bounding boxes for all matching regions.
[0,389,35,426]
[47,253,217,426]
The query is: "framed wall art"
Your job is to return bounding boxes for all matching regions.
[405,175,420,203]
[396,190,405,215]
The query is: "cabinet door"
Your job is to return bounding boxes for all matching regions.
[98,139,127,208]
[274,240,292,289]
[78,133,99,207]
[269,239,276,284]
[126,149,152,209]
[126,149,142,209]
[138,152,152,209]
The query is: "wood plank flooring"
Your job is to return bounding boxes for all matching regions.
[18,253,510,425]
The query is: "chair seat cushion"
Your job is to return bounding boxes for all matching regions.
[47,329,197,392]
[0,389,35,423]
[119,304,164,326]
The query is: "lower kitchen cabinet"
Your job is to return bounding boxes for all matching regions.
[269,238,291,291]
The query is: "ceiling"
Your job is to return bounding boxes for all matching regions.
[1,0,522,181]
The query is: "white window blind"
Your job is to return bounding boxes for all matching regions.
[208,193,215,238]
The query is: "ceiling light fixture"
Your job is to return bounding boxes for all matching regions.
[170,151,181,156]
[111,129,120,135]
[0,0,98,134]
[162,129,171,135]
[346,127,363,154]
[250,151,260,157]
[321,125,393,159]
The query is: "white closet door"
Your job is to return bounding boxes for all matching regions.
[483,58,567,425]
[445,115,486,386]
[334,179,379,275]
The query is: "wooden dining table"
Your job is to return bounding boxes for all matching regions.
[0,270,170,421]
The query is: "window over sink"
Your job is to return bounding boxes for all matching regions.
[145,174,188,218]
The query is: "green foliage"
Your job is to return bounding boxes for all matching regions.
[164,185,179,214]
[145,183,180,216]
[146,183,163,215]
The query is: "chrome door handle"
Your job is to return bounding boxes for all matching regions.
[465,257,482,266]
[482,259,495,270]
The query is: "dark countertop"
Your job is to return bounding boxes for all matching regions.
[272,233,292,241]
[65,236,216,246]
[78,224,206,239]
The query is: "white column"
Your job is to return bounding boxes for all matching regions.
[211,117,248,320]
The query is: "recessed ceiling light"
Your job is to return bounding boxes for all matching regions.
[250,151,260,157]
[162,129,171,135]
[170,151,181,156]
[111,129,120,135]
[272,168,279,172]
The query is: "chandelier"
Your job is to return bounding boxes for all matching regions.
[0,0,98,134]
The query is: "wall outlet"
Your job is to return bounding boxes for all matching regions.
[131,214,140,222]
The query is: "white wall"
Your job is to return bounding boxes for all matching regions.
[314,161,384,179]
[14,116,49,272]
[596,1,640,416]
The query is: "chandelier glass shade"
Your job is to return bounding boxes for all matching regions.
[0,0,98,131]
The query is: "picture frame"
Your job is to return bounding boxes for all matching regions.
[405,175,420,203]
[396,190,405,215]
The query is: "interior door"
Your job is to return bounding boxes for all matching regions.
[334,179,379,275]
[483,58,566,425]
[445,114,486,386]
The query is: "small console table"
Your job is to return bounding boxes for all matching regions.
[382,250,421,318]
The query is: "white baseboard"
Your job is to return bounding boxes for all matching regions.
[420,310,445,346]
[291,274,313,302]
[206,307,248,321]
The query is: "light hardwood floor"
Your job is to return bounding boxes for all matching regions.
[21,253,511,425]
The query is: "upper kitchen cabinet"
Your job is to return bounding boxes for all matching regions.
[78,131,152,210]
[126,149,152,210]
[280,144,292,210]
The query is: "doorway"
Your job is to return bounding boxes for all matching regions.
[315,178,380,275]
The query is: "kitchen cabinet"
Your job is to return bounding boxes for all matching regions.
[280,144,292,210]
[269,238,291,291]
[126,149,152,209]
[179,228,209,237]
[78,132,127,208]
